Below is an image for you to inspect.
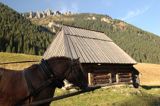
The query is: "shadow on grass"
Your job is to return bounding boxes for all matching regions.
[141,85,160,90]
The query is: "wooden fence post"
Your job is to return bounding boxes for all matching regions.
[116,73,119,83]
[109,73,112,83]
[88,73,92,86]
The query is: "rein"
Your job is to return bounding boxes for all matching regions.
[16,59,73,106]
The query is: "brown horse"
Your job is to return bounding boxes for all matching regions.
[0,57,87,106]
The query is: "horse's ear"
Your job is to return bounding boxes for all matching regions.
[76,57,80,61]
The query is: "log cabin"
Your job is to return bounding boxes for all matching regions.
[43,25,139,87]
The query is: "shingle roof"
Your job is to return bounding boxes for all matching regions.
[43,26,137,64]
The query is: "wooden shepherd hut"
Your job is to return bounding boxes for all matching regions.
[43,25,139,87]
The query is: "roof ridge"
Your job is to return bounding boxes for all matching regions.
[66,34,113,42]
[62,24,105,34]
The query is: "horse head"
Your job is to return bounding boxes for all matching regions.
[64,58,88,90]
[47,57,88,90]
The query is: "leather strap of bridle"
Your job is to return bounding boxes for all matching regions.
[39,59,65,88]
[40,59,55,78]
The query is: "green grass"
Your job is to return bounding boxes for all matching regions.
[0,52,42,70]
[51,85,160,106]
[0,52,41,63]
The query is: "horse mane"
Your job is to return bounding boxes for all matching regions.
[47,56,72,62]
[25,64,39,71]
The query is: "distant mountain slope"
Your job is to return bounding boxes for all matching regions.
[0,3,54,55]
[31,13,160,64]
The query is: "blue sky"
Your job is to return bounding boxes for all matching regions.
[1,0,160,36]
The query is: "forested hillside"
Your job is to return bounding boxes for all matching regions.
[31,13,160,63]
[0,3,54,55]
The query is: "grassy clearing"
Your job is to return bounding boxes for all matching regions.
[0,52,41,70]
[0,52,41,63]
[134,63,160,86]
[51,85,160,106]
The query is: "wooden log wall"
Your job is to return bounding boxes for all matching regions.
[90,72,132,85]
[92,72,110,85]
[83,64,134,86]
[118,73,132,83]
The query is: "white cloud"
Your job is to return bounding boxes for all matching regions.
[121,6,150,21]
[58,1,79,13]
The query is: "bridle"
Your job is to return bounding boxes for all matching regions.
[39,59,65,88]
[16,58,75,106]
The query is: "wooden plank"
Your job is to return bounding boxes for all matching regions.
[118,73,130,75]
[109,73,112,83]
[93,80,110,84]
[88,73,92,86]
[93,72,110,75]
[116,73,119,83]
[93,75,110,79]
[119,76,131,78]
[119,78,132,82]
[119,74,131,76]
[91,72,111,85]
